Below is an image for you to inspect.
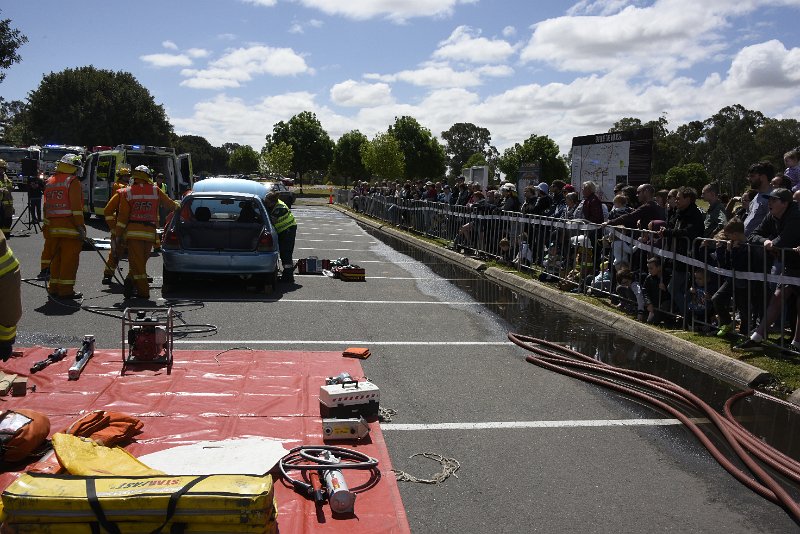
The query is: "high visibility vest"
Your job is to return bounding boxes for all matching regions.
[124,183,159,224]
[44,173,76,218]
[271,200,296,233]
[0,240,19,343]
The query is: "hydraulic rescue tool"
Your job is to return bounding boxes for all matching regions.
[30,348,68,373]
[121,307,175,375]
[322,416,370,441]
[68,335,95,380]
[278,445,379,516]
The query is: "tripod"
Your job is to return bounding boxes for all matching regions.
[9,200,41,234]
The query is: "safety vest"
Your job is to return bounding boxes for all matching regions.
[0,240,19,343]
[44,173,76,218]
[124,183,159,224]
[271,200,296,233]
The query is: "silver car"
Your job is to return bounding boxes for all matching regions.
[161,178,280,292]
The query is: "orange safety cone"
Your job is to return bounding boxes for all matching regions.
[328,194,334,204]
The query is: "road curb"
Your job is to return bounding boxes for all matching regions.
[333,205,780,392]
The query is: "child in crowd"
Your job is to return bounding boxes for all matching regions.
[498,237,513,264]
[608,195,632,220]
[557,235,593,291]
[615,269,645,320]
[588,261,612,295]
[513,232,533,266]
[539,242,563,282]
[688,269,718,331]
[784,148,800,192]
[643,257,672,325]
[712,220,764,337]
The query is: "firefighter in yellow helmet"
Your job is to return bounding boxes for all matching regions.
[115,165,178,299]
[0,159,14,236]
[100,165,131,285]
[0,231,21,361]
[41,154,86,300]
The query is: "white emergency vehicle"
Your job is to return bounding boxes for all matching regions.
[82,144,192,217]
[39,144,87,175]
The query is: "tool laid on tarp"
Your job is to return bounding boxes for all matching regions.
[342,347,371,360]
[63,410,144,447]
[1,472,277,532]
[68,335,95,380]
[30,348,67,374]
[322,416,370,441]
[320,372,380,419]
[279,445,379,516]
[121,307,174,375]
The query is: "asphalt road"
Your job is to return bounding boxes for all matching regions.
[6,192,799,533]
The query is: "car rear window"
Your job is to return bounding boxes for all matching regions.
[186,197,264,222]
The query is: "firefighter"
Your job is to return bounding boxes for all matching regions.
[0,159,14,237]
[264,191,297,282]
[41,154,86,300]
[0,231,21,362]
[101,165,131,284]
[115,165,178,299]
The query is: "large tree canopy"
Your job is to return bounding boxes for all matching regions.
[388,116,446,181]
[497,134,568,183]
[441,122,498,180]
[20,66,173,146]
[260,141,294,177]
[0,11,27,84]
[267,111,334,188]
[361,133,404,181]
[228,145,260,174]
[174,134,228,175]
[331,130,369,187]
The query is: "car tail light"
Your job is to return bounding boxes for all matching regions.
[162,228,181,250]
[257,231,274,251]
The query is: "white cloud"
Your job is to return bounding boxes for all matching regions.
[162,40,178,50]
[366,61,512,88]
[727,39,800,88]
[433,26,516,64]
[289,23,304,34]
[330,80,394,107]
[186,48,210,58]
[502,26,516,38]
[295,0,478,23]
[566,0,638,16]
[217,33,237,41]
[289,18,324,34]
[241,0,277,6]
[180,45,313,89]
[140,53,193,68]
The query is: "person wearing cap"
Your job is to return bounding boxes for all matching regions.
[500,183,520,212]
[438,184,452,204]
[532,182,552,215]
[422,181,437,201]
[115,165,179,299]
[0,160,13,236]
[100,165,132,285]
[264,191,297,282]
[735,187,800,352]
[41,154,86,300]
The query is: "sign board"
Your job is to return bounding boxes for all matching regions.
[570,127,653,202]
[461,165,490,189]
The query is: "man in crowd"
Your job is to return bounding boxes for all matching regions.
[735,188,800,352]
[701,182,727,238]
[744,161,774,236]
[603,184,664,230]
[659,186,704,316]
[578,180,604,224]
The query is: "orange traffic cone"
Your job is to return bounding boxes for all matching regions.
[328,194,334,204]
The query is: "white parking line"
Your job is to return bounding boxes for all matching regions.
[269,299,508,304]
[382,419,708,431]
[295,276,481,281]
[174,340,512,345]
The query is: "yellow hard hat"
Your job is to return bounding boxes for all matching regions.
[55,153,81,174]
[0,159,6,169]
[116,164,131,178]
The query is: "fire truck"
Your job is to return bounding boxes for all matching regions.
[81,144,193,217]
[39,144,88,175]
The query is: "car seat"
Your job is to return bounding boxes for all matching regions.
[194,206,211,222]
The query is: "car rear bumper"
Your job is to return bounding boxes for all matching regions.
[162,249,279,274]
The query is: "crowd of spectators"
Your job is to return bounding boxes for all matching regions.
[347,148,800,353]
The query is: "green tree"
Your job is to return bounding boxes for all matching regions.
[0,11,27,84]
[497,134,568,183]
[663,163,709,192]
[19,66,173,146]
[0,97,26,143]
[228,145,260,174]
[360,133,404,181]
[388,116,446,180]
[441,122,498,180]
[268,111,334,190]
[464,153,487,168]
[260,141,294,176]
[755,118,800,168]
[173,134,228,175]
[331,130,369,187]
[702,104,765,193]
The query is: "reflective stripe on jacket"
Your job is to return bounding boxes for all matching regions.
[271,199,296,233]
[124,184,160,224]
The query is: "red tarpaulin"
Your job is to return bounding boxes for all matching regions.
[0,347,410,534]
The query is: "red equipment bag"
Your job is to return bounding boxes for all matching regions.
[0,409,51,463]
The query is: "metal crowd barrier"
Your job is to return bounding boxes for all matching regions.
[335,191,800,349]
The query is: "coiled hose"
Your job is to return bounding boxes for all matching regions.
[507,332,800,523]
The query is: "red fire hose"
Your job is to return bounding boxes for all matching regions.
[508,332,800,523]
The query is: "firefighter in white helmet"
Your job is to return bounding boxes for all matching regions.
[115,165,178,299]
[0,159,14,236]
[41,154,86,300]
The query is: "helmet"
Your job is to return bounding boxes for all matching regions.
[55,153,82,174]
[131,164,152,183]
[0,159,6,169]
[116,164,131,178]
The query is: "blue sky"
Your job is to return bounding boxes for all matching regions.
[3,0,800,154]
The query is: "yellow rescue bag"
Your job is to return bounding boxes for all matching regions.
[52,433,164,477]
